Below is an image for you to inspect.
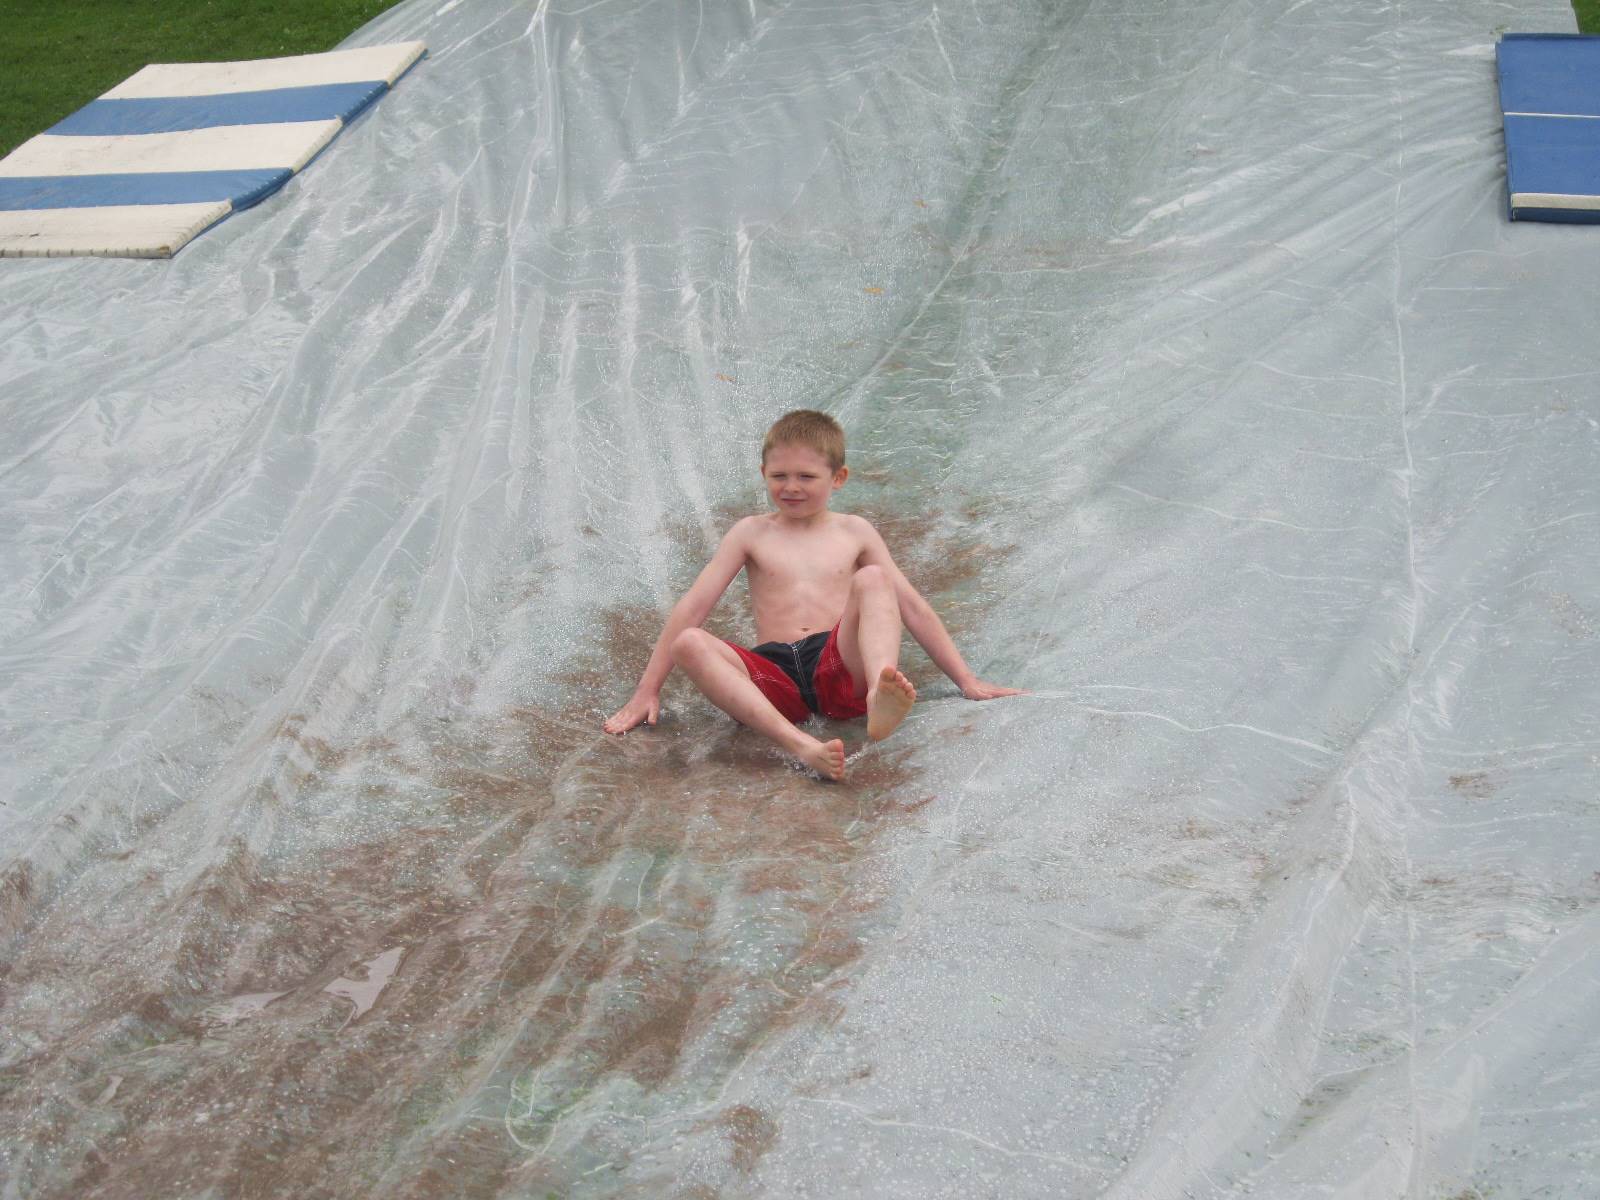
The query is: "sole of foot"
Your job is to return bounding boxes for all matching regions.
[866,666,916,741]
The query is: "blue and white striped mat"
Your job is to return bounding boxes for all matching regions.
[0,42,425,259]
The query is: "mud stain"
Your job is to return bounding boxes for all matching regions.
[1447,771,1496,800]
[717,1104,779,1171]
[0,693,921,1199]
[0,860,34,941]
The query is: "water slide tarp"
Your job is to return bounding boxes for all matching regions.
[1497,33,1600,222]
[2,0,1598,1197]
[0,43,426,259]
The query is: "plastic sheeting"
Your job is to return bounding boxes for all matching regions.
[2,0,1597,1196]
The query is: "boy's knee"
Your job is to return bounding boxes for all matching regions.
[852,564,890,593]
[670,627,711,666]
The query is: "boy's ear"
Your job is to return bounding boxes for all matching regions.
[832,465,849,489]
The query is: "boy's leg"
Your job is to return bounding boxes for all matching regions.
[834,565,916,740]
[671,629,846,780]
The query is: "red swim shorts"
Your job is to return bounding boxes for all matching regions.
[723,622,867,724]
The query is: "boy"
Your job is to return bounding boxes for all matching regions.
[602,410,1019,780]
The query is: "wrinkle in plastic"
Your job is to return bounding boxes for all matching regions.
[1,0,1597,1197]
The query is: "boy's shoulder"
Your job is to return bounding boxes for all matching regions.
[724,512,770,538]
[827,511,879,539]
[836,511,875,533]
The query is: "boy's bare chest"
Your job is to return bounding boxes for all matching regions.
[746,527,861,591]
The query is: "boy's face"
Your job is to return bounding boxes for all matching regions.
[761,443,847,519]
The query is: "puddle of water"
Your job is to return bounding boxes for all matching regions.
[323,948,404,1028]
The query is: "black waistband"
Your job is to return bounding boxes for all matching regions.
[751,630,831,713]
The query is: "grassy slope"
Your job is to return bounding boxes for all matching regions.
[0,0,408,156]
[1,1,1596,157]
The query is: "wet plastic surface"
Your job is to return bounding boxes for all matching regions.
[2,1,1598,1196]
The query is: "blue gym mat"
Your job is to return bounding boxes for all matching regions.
[1496,33,1600,223]
[0,43,424,257]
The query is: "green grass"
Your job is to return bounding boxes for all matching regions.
[0,0,408,156]
[0,0,1596,158]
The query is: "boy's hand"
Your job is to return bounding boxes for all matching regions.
[603,693,660,734]
[960,679,1024,701]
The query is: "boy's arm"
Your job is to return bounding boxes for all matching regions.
[602,521,752,734]
[856,519,1022,700]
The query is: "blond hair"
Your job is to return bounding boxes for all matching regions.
[761,409,846,470]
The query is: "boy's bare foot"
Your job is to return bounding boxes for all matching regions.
[798,737,847,781]
[866,667,916,741]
